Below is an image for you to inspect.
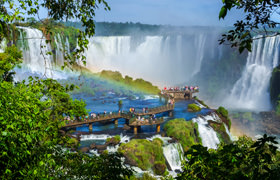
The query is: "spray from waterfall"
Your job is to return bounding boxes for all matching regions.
[224,35,280,111]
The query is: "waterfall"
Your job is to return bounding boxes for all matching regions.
[224,123,233,141]
[163,143,184,171]
[0,38,7,53]
[17,27,53,77]
[192,113,220,149]
[54,33,64,66]
[80,134,110,141]
[225,35,280,111]
[14,27,70,80]
[84,33,215,86]
[193,33,207,76]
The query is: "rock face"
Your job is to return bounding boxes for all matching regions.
[153,162,167,175]
[90,143,96,149]
[123,124,131,130]
[80,147,90,153]
[95,144,107,151]
[230,111,280,136]
[270,65,280,107]
[106,137,120,146]
[208,120,231,144]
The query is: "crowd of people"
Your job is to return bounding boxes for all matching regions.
[162,85,199,92]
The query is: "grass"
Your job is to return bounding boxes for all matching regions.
[99,70,160,94]
[164,118,201,152]
[118,139,166,175]
[188,103,201,112]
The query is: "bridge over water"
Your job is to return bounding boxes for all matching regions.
[161,89,199,100]
[61,104,174,134]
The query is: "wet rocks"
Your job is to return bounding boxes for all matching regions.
[90,143,96,149]
[123,124,131,130]
[80,147,90,153]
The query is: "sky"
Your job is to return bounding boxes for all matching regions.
[93,0,243,26]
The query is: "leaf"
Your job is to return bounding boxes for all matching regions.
[219,7,227,19]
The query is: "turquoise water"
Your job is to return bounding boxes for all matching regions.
[73,92,212,134]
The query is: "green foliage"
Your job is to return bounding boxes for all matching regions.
[100,70,160,94]
[194,97,209,108]
[187,103,201,112]
[219,0,280,53]
[217,106,228,117]
[177,134,280,180]
[164,119,201,152]
[270,65,280,107]
[242,112,254,121]
[118,139,166,175]
[208,121,231,144]
[216,106,231,129]
[0,0,110,68]
[276,101,280,116]
[0,45,22,82]
[106,135,121,144]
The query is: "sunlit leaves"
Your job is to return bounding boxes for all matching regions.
[177,135,280,179]
[219,0,280,53]
[0,0,110,68]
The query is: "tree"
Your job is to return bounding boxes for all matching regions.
[0,0,110,68]
[0,45,22,82]
[0,1,134,179]
[219,0,280,53]
[177,135,280,180]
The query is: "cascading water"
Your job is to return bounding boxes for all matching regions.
[84,32,215,86]
[192,113,220,149]
[14,27,70,80]
[225,35,280,111]
[193,33,207,76]
[163,143,184,172]
[16,27,53,78]
[54,33,64,66]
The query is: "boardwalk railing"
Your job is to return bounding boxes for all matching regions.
[129,117,164,126]
[62,104,174,128]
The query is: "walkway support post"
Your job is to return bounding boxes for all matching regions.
[156,124,160,133]
[169,111,173,117]
[134,126,138,135]
[89,123,93,132]
[114,119,118,125]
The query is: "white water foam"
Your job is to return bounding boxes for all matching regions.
[163,143,184,172]
[192,113,221,149]
[225,35,280,111]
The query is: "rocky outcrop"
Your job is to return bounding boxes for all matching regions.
[123,124,131,130]
[90,143,96,149]
[230,111,280,136]
[118,139,166,175]
[106,137,120,146]
[153,162,167,175]
[80,147,90,153]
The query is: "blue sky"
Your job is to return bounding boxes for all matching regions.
[94,0,243,26]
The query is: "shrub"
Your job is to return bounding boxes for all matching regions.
[164,119,201,152]
[188,103,201,112]
[217,106,228,118]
